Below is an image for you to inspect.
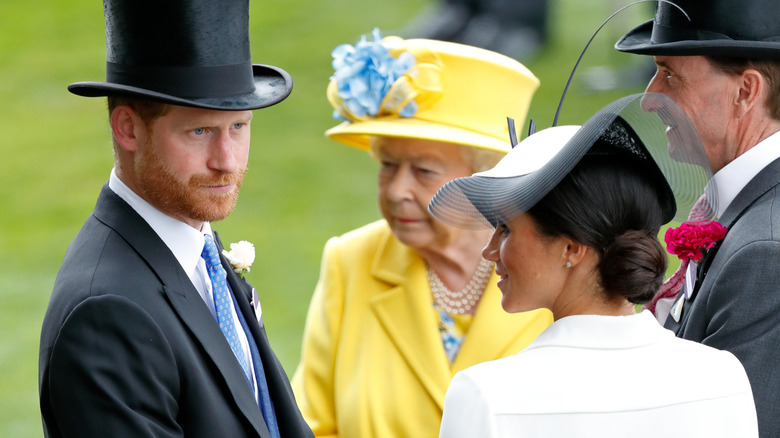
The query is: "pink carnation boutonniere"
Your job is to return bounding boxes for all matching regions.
[664,220,728,263]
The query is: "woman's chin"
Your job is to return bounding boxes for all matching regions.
[392,229,433,251]
[501,297,541,314]
[500,299,522,314]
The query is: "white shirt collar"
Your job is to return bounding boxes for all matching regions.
[524,311,670,350]
[712,130,780,218]
[108,168,211,283]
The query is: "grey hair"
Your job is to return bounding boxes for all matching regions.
[367,136,505,174]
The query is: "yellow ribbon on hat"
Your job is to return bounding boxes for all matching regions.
[380,63,443,116]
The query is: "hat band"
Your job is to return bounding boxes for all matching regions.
[651,22,780,45]
[106,61,256,98]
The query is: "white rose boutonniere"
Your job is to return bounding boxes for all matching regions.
[222,241,255,277]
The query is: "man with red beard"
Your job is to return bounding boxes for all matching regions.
[38,1,313,437]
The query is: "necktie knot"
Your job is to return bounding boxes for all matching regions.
[202,235,225,281]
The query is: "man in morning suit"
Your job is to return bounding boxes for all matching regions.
[616,0,780,436]
[38,0,313,436]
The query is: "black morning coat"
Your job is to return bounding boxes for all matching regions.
[39,184,313,438]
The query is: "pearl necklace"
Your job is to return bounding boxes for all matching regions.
[427,258,493,315]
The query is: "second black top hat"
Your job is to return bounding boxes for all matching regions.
[616,0,780,59]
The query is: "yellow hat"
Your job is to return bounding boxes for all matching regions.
[325,31,540,153]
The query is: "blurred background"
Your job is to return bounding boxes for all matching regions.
[0,0,657,435]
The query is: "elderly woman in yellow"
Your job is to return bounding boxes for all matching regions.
[292,29,552,438]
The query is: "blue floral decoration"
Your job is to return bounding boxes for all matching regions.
[331,28,417,121]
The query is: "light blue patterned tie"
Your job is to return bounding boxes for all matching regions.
[201,234,255,389]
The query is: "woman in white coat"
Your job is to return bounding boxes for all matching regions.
[430,94,758,437]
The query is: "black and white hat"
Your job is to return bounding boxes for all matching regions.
[428,93,717,230]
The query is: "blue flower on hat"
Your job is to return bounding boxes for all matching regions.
[330,28,417,121]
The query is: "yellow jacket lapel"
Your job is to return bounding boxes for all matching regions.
[369,231,451,409]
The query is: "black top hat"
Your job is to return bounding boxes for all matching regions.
[68,0,292,110]
[616,0,780,58]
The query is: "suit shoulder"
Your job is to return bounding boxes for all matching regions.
[46,216,163,331]
[53,216,115,295]
[56,217,153,290]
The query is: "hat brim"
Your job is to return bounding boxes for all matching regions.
[325,116,511,154]
[67,64,292,110]
[429,93,716,230]
[616,20,780,58]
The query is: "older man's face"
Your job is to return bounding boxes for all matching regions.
[646,55,741,173]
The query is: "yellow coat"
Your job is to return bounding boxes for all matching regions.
[292,220,552,438]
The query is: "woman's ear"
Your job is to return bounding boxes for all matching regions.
[562,239,589,268]
[110,105,144,152]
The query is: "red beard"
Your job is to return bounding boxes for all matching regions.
[135,142,246,224]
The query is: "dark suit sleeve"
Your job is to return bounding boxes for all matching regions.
[47,295,183,438]
[700,240,780,437]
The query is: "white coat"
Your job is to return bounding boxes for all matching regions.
[440,311,757,437]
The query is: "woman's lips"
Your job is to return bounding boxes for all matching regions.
[494,267,507,287]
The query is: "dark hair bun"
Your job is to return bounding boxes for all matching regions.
[600,230,667,304]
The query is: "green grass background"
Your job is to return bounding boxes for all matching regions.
[0,0,667,435]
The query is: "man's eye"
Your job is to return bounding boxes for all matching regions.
[193,128,206,135]
[233,123,244,130]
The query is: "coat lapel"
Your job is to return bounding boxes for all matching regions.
[215,232,311,437]
[694,157,780,296]
[93,185,268,436]
[367,228,541,410]
[675,157,780,327]
[369,231,452,409]
[164,285,270,436]
[719,157,780,229]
